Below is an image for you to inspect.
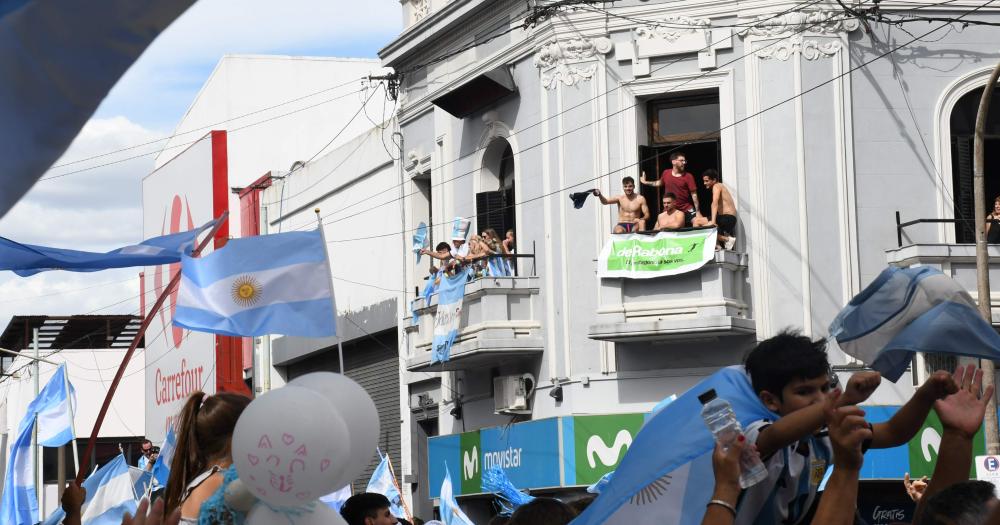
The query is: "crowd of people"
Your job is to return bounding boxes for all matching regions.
[419,226,516,283]
[597,152,738,251]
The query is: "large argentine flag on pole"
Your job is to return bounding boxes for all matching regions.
[440,464,475,525]
[173,230,337,337]
[41,455,137,525]
[366,453,407,519]
[0,0,195,219]
[1,365,76,525]
[829,266,1000,381]
[1,217,220,276]
[570,367,776,525]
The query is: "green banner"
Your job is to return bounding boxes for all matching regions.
[459,431,482,494]
[907,409,985,478]
[598,229,717,279]
[573,414,645,485]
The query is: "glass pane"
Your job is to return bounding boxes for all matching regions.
[657,103,720,137]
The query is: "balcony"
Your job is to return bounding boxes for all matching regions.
[404,275,543,372]
[588,249,755,342]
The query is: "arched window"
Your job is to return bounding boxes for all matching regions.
[950,86,1000,243]
[476,138,515,246]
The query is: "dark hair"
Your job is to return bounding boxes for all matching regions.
[162,392,251,514]
[566,494,595,515]
[142,439,153,446]
[703,169,720,181]
[509,497,577,525]
[341,493,392,525]
[923,480,997,525]
[663,192,677,200]
[669,151,686,161]
[743,329,830,399]
[622,176,635,186]
[488,515,512,525]
[435,242,451,252]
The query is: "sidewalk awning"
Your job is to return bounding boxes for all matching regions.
[431,66,516,118]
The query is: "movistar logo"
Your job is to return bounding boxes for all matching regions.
[463,446,479,480]
[921,427,941,462]
[587,430,633,468]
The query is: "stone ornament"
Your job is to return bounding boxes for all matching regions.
[633,16,711,42]
[743,9,861,37]
[756,34,844,61]
[533,36,613,89]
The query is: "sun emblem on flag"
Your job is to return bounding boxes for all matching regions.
[231,275,263,307]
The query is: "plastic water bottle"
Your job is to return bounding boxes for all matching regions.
[699,388,768,488]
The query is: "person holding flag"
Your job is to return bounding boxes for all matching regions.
[44,455,136,525]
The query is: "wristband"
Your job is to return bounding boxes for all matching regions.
[707,499,737,516]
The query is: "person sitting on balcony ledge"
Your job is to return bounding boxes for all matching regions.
[692,170,737,251]
[640,151,703,226]
[654,193,685,231]
[594,176,649,233]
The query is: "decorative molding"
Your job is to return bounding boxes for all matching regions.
[533,37,613,89]
[634,16,710,42]
[743,10,860,37]
[757,34,843,60]
[412,0,430,22]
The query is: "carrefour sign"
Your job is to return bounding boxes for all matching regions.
[427,414,644,498]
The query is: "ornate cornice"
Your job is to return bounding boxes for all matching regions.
[633,16,710,42]
[533,36,613,89]
[757,34,843,60]
[743,10,860,37]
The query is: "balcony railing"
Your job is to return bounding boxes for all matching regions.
[588,249,755,342]
[404,273,543,372]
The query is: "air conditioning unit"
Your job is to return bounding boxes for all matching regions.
[494,373,535,415]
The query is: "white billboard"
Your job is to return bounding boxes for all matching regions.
[142,131,229,442]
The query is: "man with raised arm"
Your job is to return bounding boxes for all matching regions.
[640,151,702,225]
[594,176,649,234]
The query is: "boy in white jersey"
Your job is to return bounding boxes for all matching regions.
[736,330,959,525]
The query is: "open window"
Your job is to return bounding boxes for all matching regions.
[476,139,515,244]
[639,90,721,226]
[950,86,1000,243]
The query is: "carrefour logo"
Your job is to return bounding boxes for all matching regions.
[587,430,633,468]
[463,446,479,480]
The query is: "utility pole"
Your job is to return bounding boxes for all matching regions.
[974,61,1000,455]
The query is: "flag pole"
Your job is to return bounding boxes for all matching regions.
[386,453,414,523]
[33,328,41,516]
[314,209,345,374]
[62,363,81,483]
[74,212,228,484]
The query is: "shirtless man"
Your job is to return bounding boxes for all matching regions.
[694,170,737,250]
[654,193,685,231]
[594,176,649,233]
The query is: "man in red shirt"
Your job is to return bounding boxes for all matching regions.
[640,151,703,226]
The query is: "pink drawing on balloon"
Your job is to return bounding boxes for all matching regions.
[258,435,272,449]
[295,444,307,457]
[296,491,311,501]
[289,459,305,473]
[247,454,260,466]
[320,459,331,472]
[282,433,295,445]
[256,487,267,497]
[266,455,280,467]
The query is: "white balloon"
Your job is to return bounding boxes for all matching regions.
[232,385,350,507]
[289,372,380,483]
[223,479,257,512]
[246,501,348,525]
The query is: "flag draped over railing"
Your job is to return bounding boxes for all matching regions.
[1,365,76,525]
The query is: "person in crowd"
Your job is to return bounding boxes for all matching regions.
[502,229,515,254]
[60,481,86,525]
[508,497,577,525]
[566,494,595,515]
[138,439,154,470]
[986,196,1000,244]
[594,177,649,233]
[340,492,399,525]
[700,435,751,525]
[422,242,457,277]
[808,389,873,525]
[145,446,160,472]
[904,472,929,502]
[451,233,470,263]
[488,515,511,525]
[692,170,738,251]
[908,364,995,525]
[161,391,251,524]
[654,193,685,231]
[738,330,959,524]
[122,497,181,525]
[640,152,702,226]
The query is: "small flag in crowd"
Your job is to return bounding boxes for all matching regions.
[569,190,596,209]
[42,455,137,525]
[451,217,470,241]
[173,229,336,337]
[0,217,220,276]
[570,367,776,525]
[431,269,469,364]
[413,222,429,263]
[829,266,1000,381]
[483,465,535,515]
[440,464,475,525]
[366,453,407,519]
[151,424,176,488]
[2,365,76,525]
[128,467,154,501]
[320,485,353,513]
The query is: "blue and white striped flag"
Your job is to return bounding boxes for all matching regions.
[366,453,406,518]
[173,230,336,337]
[431,269,469,363]
[413,222,429,263]
[570,367,777,525]
[319,485,352,513]
[830,266,1000,381]
[440,464,475,525]
[1,365,76,525]
[151,424,176,488]
[42,455,137,525]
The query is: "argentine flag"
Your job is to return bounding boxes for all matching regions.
[366,453,406,518]
[1,365,76,525]
[173,230,336,337]
[42,455,137,525]
[151,424,176,488]
[440,464,475,525]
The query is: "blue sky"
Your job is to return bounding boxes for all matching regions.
[0,0,402,327]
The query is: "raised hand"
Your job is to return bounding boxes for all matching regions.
[935,364,994,439]
[919,370,960,402]
[840,371,882,406]
[825,389,872,471]
[903,472,928,502]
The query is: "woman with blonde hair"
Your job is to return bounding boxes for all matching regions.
[162,391,251,524]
